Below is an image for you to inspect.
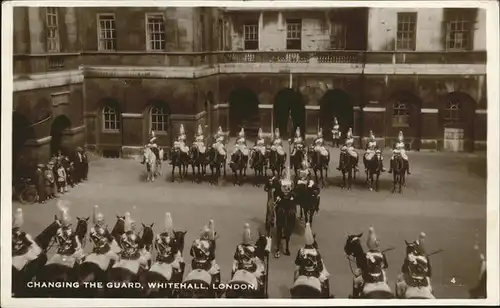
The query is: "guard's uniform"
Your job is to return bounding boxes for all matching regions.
[232,128,249,157]
[173,124,189,154]
[291,127,305,156]
[212,126,227,156]
[364,131,386,172]
[89,205,120,261]
[253,128,267,156]
[294,223,330,296]
[313,129,329,157]
[193,125,207,154]
[331,117,341,147]
[190,220,221,284]
[271,128,285,156]
[12,208,42,271]
[152,212,185,277]
[389,131,411,174]
[337,127,359,172]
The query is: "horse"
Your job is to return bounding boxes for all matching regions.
[274,196,296,258]
[110,215,125,244]
[37,217,90,298]
[229,150,248,186]
[339,151,357,190]
[264,176,280,231]
[12,217,61,297]
[391,153,406,194]
[106,223,154,298]
[144,230,188,298]
[363,151,383,192]
[344,234,395,299]
[206,147,226,185]
[189,146,206,183]
[268,149,286,179]
[294,181,320,226]
[250,149,267,187]
[290,144,306,178]
[170,147,189,182]
[142,147,157,182]
[308,147,330,188]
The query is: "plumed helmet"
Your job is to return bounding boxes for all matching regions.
[197,124,203,136]
[207,219,216,241]
[239,128,245,138]
[417,232,427,254]
[164,212,174,236]
[317,128,323,138]
[295,127,301,137]
[123,212,135,233]
[217,126,223,135]
[398,131,404,142]
[301,156,309,169]
[257,128,263,139]
[304,223,314,246]
[280,166,293,193]
[57,200,71,226]
[366,227,379,250]
[274,128,280,138]
[241,223,252,245]
[347,127,353,139]
[13,208,23,229]
[179,124,186,136]
[334,117,339,125]
[151,131,156,138]
[369,130,375,140]
[93,205,105,225]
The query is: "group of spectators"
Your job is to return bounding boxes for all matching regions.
[32,146,89,204]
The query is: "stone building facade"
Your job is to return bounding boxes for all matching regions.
[12,7,487,170]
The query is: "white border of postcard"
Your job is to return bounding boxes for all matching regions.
[1,0,499,307]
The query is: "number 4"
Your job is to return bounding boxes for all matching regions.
[450,277,456,284]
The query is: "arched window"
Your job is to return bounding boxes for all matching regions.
[444,101,461,122]
[150,106,168,132]
[102,105,120,131]
[392,101,410,127]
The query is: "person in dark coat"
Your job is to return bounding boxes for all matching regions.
[44,161,57,199]
[35,164,47,203]
[82,148,89,181]
[74,147,84,184]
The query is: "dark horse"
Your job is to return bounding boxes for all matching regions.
[250,149,267,187]
[77,216,125,298]
[391,154,406,194]
[363,151,383,192]
[144,230,188,298]
[189,146,207,183]
[268,149,286,179]
[308,147,330,188]
[344,234,394,299]
[37,217,90,298]
[229,150,248,186]
[274,196,296,258]
[294,181,320,226]
[339,152,357,190]
[206,147,227,185]
[170,147,189,182]
[106,223,155,298]
[290,144,306,178]
[264,176,281,230]
[12,216,61,297]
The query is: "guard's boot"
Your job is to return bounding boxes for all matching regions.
[354,158,360,172]
[381,159,386,172]
[388,159,393,173]
[406,161,411,175]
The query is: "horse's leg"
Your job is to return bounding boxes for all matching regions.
[274,228,282,258]
[341,172,346,189]
[348,169,352,190]
[284,234,291,256]
[392,174,397,194]
[375,173,380,192]
[399,174,404,194]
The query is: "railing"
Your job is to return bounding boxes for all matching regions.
[13,50,486,76]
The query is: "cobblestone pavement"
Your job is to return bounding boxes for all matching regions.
[12,143,487,298]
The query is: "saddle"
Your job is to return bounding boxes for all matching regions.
[46,253,77,268]
[364,151,376,161]
[215,144,226,156]
[347,148,358,158]
[113,259,141,275]
[150,261,175,281]
[196,143,207,154]
[273,146,285,156]
[12,247,39,271]
[231,269,259,289]
[362,281,392,296]
[184,268,212,285]
[239,147,249,156]
[292,275,322,293]
[404,285,434,299]
[315,146,329,157]
[84,253,111,271]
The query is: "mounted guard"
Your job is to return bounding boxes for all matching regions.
[152,212,185,278]
[212,126,227,156]
[313,129,329,157]
[331,117,341,148]
[253,128,267,156]
[364,131,386,172]
[271,128,285,156]
[12,208,43,271]
[173,124,189,154]
[337,127,359,172]
[292,223,331,297]
[231,223,267,291]
[89,205,120,260]
[389,131,411,175]
[291,127,305,156]
[193,125,207,154]
[273,166,296,258]
[118,212,150,269]
[297,156,313,188]
[189,219,221,285]
[352,227,389,297]
[232,128,249,157]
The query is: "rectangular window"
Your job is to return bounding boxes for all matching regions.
[396,13,417,51]
[98,14,116,51]
[46,7,60,52]
[392,102,410,127]
[286,19,302,50]
[146,13,166,51]
[218,19,224,51]
[446,10,473,51]
[330,23,347,50]
[47,56,65,70]
[243,23,259,50]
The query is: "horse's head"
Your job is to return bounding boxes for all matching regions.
[174,230,187,255]
[404,240,421,255]
[111,215,126,241]
[35,215,62,251]
[140,222,155,250]
[75,217,90,242]
[344,233,364,257]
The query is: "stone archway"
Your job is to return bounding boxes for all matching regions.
[439,92,476,152]
[319,89,354,141]
[50,115,72,156]
[228,87,260,137]
[273,88,306,139]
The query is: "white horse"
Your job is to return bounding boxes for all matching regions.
[143,147,157,182]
